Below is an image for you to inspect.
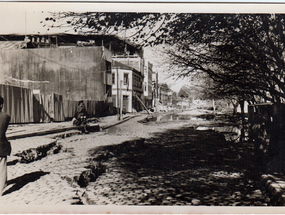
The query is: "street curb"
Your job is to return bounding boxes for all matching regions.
[7,115,139,140]
[260,174,285,205]
[100,115,139,130]
[7,115,139,166]
[7,124,100,140]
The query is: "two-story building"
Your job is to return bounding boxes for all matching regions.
[111,60,144,113]
[112,44,146,113]
[158,83,173,107]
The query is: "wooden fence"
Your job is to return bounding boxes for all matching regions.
[0,84,109,123]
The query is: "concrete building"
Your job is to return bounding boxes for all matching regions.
[0,34,115,121]
[0,33,151,121]
[111,60,144,113]
[112,45,147,113]
[0,34,116,101]
[0,46,112,101]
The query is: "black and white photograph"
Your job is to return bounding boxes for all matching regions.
[0,1,285,213]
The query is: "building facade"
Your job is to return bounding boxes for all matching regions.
[0,33,152,121]
[0,46,112,101]
[143,60,153,109]
[111,60,144,113]
[0,34,114,121]
[112,48,146,113]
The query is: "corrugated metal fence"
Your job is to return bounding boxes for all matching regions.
[0,84,33,123]
[0,84,107,123]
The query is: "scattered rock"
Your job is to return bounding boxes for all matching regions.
[77,162,106,187]
[191,198,201,205]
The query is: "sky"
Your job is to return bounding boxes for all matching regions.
[2,2,285,35]
[2,1,285,36]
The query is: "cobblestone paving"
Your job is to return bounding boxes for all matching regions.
[0,113,272,206]
[82,117,271,206]
[84,162,268,206]
[0,115,154,205]
[9,137,56,155]
[1,173,79,205]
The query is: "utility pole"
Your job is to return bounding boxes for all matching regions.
[155,72,158,112]
[120,80,123,120]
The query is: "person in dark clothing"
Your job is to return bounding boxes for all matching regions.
[73,101,89,133]
[0,96,11,196]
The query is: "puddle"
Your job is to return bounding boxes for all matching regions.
[196,126,241,142]
[196,126,214,131]
[156,114,198,122]
[151,113,241,142]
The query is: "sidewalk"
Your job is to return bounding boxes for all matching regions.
[7,114,138,138]
[6,113,138,164]
[0,113,143,208]
[7,114,131,139]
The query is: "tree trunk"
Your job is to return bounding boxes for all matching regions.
[232,100,238,115]
[212,99,216,112]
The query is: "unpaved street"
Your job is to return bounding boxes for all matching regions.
[0,111,271,206]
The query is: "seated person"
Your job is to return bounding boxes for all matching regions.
[73,101,89,133]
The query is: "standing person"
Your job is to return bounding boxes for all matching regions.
[0,96,11,196]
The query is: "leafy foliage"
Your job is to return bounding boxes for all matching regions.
[164,14,285,103]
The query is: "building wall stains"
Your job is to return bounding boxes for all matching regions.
[0,47,111,101]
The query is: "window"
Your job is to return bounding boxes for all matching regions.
[112,73,115,85]
[124,73,129,85]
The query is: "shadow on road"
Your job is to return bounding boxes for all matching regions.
[88,125,270,205]
[3,171,49,196]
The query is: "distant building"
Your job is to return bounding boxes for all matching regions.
[177,85,193,109]
[158,83,173,107]
[143,60,153,109]
[177,85,193,102]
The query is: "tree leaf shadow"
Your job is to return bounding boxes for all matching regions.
[87,125,268,205]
